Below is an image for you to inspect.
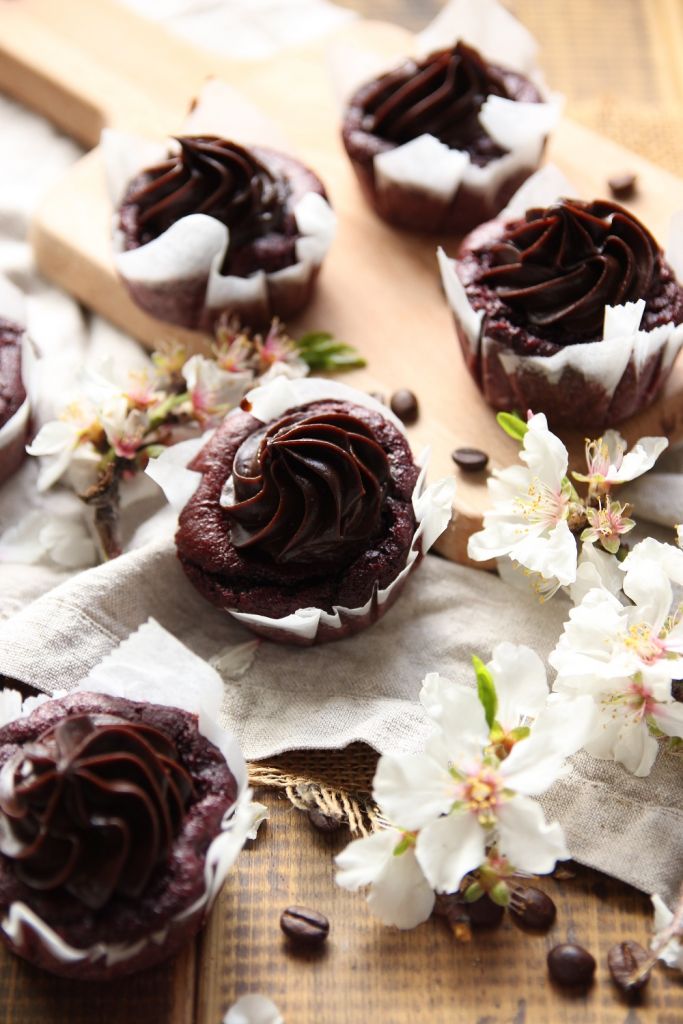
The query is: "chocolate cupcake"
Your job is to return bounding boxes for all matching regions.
[341,42,558,235]
[113,135,336,331]
[439,195,683,428]
[0,277,31,486]
[0,690,241,980]
[152,377,454,645]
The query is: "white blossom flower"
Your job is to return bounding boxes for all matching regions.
[26,401,102,491]
[551,557,683,688]
[374,675,592,895]
[580,497,635,555]
[335,826,435,929]
[573,430,667,489]
[223,994,284,1024]
[467,413,577,592]
[99,395,149,459]
[651,894,683,971]
[182,354,252,423]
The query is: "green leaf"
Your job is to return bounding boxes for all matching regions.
[489,881,510,907]
[297,331,367,372]
[472,655,498,730]
[464,882,484,903]
[496,411,529,442]
[392,835,413,856]
[508,726,530,743]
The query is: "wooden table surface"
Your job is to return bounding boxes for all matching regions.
[2,2,683,1022]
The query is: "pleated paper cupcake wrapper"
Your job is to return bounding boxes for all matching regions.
[438,164,683,428]
[331,0,562,234]
[147,376,456,646]
[0,276,35,486]
[0,620,256,980]
[103,81,336,332]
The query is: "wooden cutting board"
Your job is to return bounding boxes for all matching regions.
[2,0,683,565]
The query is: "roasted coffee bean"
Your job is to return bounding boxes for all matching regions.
[390,388,419,424]
[466,895,505,929]
[280,906,329,946]
[608,940,651,997]
[547,943,596,987]
[307,808,342,833]
[451,447,489,473]
[608,172,637,200]
[509,886,556,930]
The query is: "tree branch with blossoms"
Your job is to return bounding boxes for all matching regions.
[24,318,365,561]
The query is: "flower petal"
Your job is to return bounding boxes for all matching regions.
[501,696,595,794]
[223,994,284,1024]
[520,413,569,484]
[366,846,435,929]
[496,796,568,874]
[419,674,488,743]
[372,753,455,830]
[335,828,401,890]
[487,642,548,728]
[416,812,485,893]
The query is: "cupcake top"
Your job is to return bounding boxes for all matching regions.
[118,135,327,279]
[0,692,237,948]
[221,406,391,566]
[457,198,683,356]
[343,42,542,166]
[176,397,419,617]
[0,319,26,431]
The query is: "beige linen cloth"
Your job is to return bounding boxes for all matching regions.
[0,0,682,905]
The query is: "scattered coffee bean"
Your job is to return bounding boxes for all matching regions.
[509,886,556,930]
[451,447,489,473]
[280,905,329,946]
[390,388,419,424]
[608,172,637,200]
[547,943,596,987]
[607,940,651,997]
[307,808,342,833]
[466,895,505,929]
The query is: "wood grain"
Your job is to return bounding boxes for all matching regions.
[3,0,683,566]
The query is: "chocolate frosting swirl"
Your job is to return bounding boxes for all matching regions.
[125,135,287,248]
[361,42,510,151]
[0,713,195,910]
[477,199,659,340]
[222,408,390,565]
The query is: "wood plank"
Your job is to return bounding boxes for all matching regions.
[196,790,683,1024]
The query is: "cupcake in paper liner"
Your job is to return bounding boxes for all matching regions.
[338,0,561,235]
[0,620,256,981]
[0,277,33,486]
[105,127,336,332]
[147,376,455,646]
[438,165,683,428]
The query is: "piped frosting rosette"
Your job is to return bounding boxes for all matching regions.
[438,165,683,428]
[336,0,562,234]
[104,87,336,332]
[0,620,257,980]
[0,277,34,486]
[147,376,455,646]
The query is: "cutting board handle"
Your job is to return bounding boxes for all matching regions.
[0,0,220,146]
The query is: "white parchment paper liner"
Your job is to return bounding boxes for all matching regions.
[438,165,683,423]
[0,276,35,484]
[147,375,456,644]
[0,619,255,975]
[334,0,561,225]
[104,82,336,330]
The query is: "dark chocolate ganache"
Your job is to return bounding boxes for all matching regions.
[121,135,288,250]
[221,408,391,565]
[346,42,542,166]
[0,319,25,430]
[0,712,195,911]
[477,199,659,341]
